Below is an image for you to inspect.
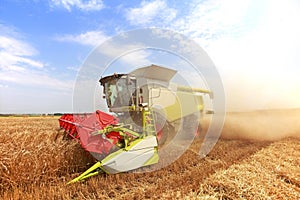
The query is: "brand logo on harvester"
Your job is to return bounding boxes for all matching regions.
[69,28,225,181]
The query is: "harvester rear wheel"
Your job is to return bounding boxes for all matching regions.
[156,123,168,145]
[181,113,200,140]
[154,112,173,146]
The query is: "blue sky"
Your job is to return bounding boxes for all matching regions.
[0,0,300,113]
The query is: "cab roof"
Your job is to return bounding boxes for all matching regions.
[99,65,177,85]
[130,64,177,82]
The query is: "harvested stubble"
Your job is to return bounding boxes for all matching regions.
[192,138,300,199]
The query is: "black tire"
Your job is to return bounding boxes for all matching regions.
[180,114,200,140]
[153,111,173,146]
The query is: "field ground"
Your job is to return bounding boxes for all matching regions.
[0,109,299,199]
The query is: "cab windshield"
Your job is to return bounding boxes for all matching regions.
[104,76,136,108]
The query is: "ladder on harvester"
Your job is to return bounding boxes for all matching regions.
[143,108,157,136]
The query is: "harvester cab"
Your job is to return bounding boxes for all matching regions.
[59,65,212,183]
[100,73,136,110]
[99,65,178,134]
[100,65,177,110]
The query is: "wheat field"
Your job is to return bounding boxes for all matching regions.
[0,110,299,199]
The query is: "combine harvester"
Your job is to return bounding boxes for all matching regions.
[59,65,211,183]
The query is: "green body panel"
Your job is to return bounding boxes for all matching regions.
[67,162,102,184]
[151,88,204,122]
[143,148,159,166]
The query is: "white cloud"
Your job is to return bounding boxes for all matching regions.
[56,30,108,46]
[97,42,151,68]
[0,35,37,56]
[0,29,45,72]
[125,0,177,26]
[0,84,8,88]
[0,24,73,92]
[67,66,80,71]
[0,52,44,70]
[50,0,104,11]
[57,31,151,66]
[172,0,251,47]
[0,69,74,91]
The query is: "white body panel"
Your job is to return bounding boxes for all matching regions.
[101,136,158,174]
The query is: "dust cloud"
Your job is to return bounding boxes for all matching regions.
[203,109,300,141]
